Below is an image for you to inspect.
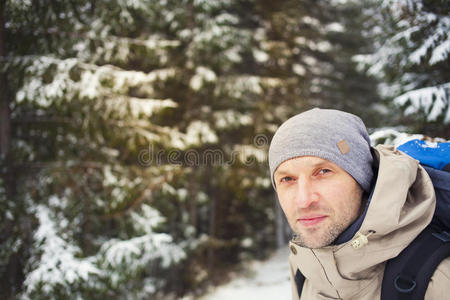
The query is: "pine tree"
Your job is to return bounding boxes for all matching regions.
[2,1,187,298]
[357,0,450,137]
[1,0,384,298]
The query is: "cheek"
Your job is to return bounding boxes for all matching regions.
[322,182,360,211]
[334,183,362,218]
[278,197,290,213]
[277,192,294,215]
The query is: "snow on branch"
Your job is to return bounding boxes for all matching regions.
[15,56,78,107]
[190,66,217,91]
[98,204,186,287]
[358,1,450,75]
[23,205,101,296]
[215,76,283,99]
[11,55,179,120]
[394,83,450,123]
[370,128,425,146]
[104,97,178,118]
[213,110,252,129]
[79,64,177,99]
[409,15,450,65]
[370,127,447,146]
[430,38,450,65]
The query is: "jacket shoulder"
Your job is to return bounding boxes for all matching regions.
[425,257,450,300]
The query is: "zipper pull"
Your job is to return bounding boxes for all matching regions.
[351,230,375,249]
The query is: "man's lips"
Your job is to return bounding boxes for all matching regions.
[297,215,327,226]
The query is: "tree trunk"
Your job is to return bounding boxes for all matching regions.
[0,3,24,299]
[0,0,10,159]
[206,167,217,274]
[189,196,197,230]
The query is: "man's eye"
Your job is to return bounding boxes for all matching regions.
[280,176,293,183]
[318,169,331,175]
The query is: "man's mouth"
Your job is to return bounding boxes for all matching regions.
[297,215,327,226]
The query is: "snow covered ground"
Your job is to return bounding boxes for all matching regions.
[198,247,292,300]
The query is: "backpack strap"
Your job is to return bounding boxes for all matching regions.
[423,166,450,229]
[294,269,305,298]
[381,224,450,300]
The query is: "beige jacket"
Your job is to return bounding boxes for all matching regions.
[289,145,450,300]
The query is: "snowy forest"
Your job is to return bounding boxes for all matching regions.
[0,0,448,299]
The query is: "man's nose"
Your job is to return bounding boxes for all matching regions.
[294,179,318,208]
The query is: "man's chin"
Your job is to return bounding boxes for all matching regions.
[292,228,332,248]
[297,239,328,249]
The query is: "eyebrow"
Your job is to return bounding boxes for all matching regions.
[274,170,291,177]
[274,160,331,177]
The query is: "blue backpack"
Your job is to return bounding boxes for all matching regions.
[381,139,450,300]
[293,139,450,299]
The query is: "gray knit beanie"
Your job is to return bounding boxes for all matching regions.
[268,108,373,192]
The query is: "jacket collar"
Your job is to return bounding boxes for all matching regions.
[333,147,380,245]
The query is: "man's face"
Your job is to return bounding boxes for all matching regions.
[274,156,363,249]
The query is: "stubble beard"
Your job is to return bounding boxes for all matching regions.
[292,218,351,249]
[291,189,363,249]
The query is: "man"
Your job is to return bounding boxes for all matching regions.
[268,108,449,299]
